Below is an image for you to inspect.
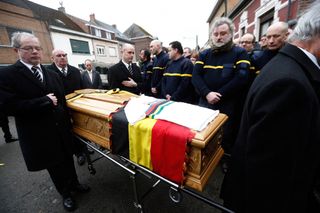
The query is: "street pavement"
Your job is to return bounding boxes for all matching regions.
[0,117,225,213]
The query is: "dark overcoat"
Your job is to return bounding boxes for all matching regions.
[108,60,143,95]
[47,63,82,94]
[222,43,320,212]
[0,60,74,171]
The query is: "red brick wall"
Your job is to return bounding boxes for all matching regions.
[0,2,53,65]
[132,37,153,61]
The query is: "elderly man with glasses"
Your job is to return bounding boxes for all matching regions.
[0,32,89,212]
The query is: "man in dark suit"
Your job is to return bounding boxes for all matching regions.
[0,32,89,212]
[47,49,82,95]
[221,3,320,212]
[108,43,143,95]
[81,59,103,89]
[47,49,87,166]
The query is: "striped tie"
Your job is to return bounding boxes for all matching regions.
[61,67,67,77]
[31,66,43,82]
[128,64,133,75]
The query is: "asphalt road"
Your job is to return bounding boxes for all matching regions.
[0,117,225,213]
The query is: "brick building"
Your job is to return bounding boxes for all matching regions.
[207,0,315,43]
[124,23,154,61]
[0,0,53,66]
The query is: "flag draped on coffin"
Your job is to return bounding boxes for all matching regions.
[111,108,195,184]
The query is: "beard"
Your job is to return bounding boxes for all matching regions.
[212,35,232,47]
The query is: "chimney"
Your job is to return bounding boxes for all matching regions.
[112,24,117,29]
[90,13,95,22]
[58,1,66,13]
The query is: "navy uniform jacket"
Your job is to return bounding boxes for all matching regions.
[222,43,320,213]
[151,51,170,91]
[140,59,153,95]
[0,60,74,171]
[161,56,196,103]
[192,46,250,104]
[47,63,82,95]
[251,48,279,71]
[108,60,143,95]
[192,46,250,154]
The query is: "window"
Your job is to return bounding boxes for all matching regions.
[70,39,90,54]
[0,27,32,46]
[241,27,246,37]
[259,9,274,39]
[96,45,105,56]
[95,28,101,37]
[106,32,112,40]
[109,47,117,57]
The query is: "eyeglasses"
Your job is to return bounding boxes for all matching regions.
[19,46,43,52]
[55,53,67,57]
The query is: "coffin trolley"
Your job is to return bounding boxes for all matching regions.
[66,89,232,213]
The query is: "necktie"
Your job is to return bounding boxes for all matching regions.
[128,64,133,75]
[31,66,43,82]
[61,67,67,76]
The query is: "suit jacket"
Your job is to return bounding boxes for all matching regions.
[46,63,82,95]
[81,70,103,89]
[0,60,74,171]
[108,60,143,95]
[222,43,320,212]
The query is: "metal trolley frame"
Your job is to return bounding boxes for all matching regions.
[77,135,234,213]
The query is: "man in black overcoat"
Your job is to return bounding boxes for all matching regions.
[221,2,320,212]
[47,49,82,95]
[47,49,87,166]
[0,32,89,212]
[108,43,143,95]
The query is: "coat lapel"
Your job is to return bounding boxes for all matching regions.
[280,43,320,99]
[15,61,46,91]
[280,44,320,83]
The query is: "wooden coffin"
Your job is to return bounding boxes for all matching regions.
[67,89,227,191]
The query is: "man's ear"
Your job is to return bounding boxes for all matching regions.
[13,48,19,53]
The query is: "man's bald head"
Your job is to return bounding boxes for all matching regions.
[122,43,135,64]
[51,49,68,68]
[150,40,162,55]
[266,22,289,50]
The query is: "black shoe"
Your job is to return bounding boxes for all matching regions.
[63,196,76,212]
[72,183,90,193]
[77,154,86,166]
[5,138,18,143]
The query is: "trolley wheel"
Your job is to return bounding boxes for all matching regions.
[169,187,182,203]
[88,164,96,175]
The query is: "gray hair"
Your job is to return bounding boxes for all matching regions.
[150,40,162,48]
[211,17,235,37]
[11,32,38,48]
[288,0,320,42]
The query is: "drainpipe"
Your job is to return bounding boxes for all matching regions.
[287,0,292,21]
[224,0,228,17]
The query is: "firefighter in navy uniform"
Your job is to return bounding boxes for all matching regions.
[192,17,250,173]
[161,41,197,104]
[149,40,170,97]
[139,49,153,96]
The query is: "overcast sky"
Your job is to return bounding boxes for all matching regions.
[29,0,217,49]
